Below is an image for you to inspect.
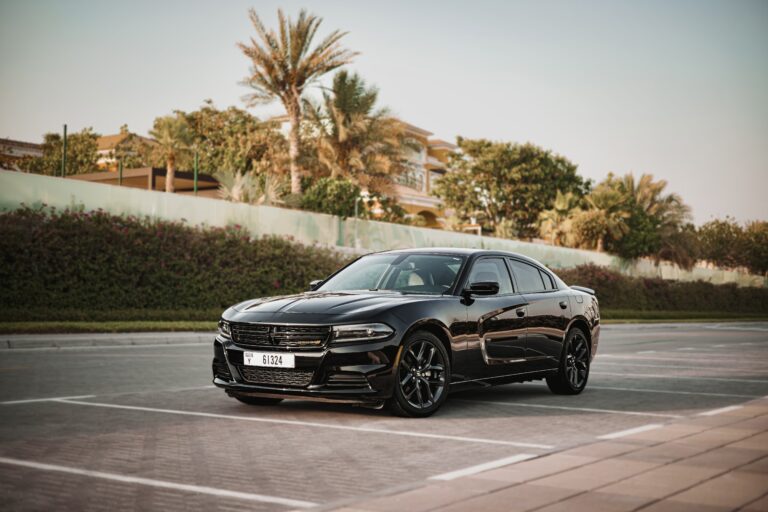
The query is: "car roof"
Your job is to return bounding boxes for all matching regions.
[376,247,545,267]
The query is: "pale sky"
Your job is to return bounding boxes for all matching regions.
[1,0,766,224]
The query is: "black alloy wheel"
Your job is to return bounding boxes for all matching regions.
[547,327,590,395]
[390,331,450,417]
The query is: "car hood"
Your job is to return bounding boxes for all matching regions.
[230,291,434,318]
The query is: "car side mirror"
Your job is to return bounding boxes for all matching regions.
[309,279,324,291]
[464,281,500,296]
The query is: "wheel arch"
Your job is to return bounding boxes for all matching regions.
[399,319,454,367]
[565,316,594,359]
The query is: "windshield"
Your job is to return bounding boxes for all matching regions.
[317,253,465,294]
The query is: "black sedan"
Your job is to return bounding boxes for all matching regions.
[213,248,600,417]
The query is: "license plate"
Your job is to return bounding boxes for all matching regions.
[243,351,295,368]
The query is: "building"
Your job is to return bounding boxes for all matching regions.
[0,138,43,170]
[67,167,220,197]
[96,131,155,170]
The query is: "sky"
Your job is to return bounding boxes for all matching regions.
[1,0,766,224]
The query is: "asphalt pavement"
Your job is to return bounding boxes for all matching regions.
[0,323,766,511]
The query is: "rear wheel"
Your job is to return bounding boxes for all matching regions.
[389,331,450,418]
[547,327,590,395]
[231,394,284,406]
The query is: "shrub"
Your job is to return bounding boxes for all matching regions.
[0,206,348,321]
[558,264,768,313]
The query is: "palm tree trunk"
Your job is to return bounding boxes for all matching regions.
[166,154,175,193]
[597,237,604,252]
[288,100,302,195]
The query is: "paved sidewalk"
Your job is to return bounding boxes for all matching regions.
[331,398,768,512]
[0,331,214,349]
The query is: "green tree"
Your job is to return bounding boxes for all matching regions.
[148,114,193,193]
[238,8,357,195]
[109,125,154,169]
[698,217,744,269]
[304,70,418,195]
[19,128,100,176]
[300,177,360,218]
[572,184,630,251]
[433,138,588,237]
[538,190,582,245]
[743,221,768,275]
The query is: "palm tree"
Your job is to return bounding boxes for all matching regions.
[304,70,418,194]
[619,173,690,229]
[538,191,581,246]
[149,114,193,193]
[238,9,357,195]
[573,185,630,251]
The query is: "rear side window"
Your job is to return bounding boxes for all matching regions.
[541,271,556,290]
[467,258,514,294]
[508,259,546,293]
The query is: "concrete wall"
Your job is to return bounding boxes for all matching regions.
[1,170,764,287]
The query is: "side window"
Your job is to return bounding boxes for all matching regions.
[508,259,546,293]
[467,258,513,294]
[541,271,556,290]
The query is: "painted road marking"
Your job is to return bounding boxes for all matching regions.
[463,400,683,418]
[597,424,663,440]
[705,325,768,332]
[53,399,554,449]
[637,350,657,354]
[430,454,537,481]
[0,456,317,508]
[588,385,758,399]
[698,405,745,416]
[592,372,768,384]
[596,361,767,373]
[0,394,95,405]
[1,342,211,352]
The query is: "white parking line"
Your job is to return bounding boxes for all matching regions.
[0,394,95,405]
[429,453,537,481]
[589,385,758,399]
[53,399,554,449]
[596,361,766,373]
[2,342,211,352]
[462,400,683,418]
[592,371,768,384]
[637,350,657,354]
[698,405,744,416]
[597,424,663,440]
[0,456,317,508]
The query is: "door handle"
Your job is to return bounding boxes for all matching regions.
[559,301,568,310]
[516,307,526,317]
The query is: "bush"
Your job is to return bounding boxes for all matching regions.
[0,206,348,321]
[558,264,768,313]
[300,177,360,218]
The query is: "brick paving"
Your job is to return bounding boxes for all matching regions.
[331,398,768,511]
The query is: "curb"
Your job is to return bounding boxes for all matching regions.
[0,332,215,350]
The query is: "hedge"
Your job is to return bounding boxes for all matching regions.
[558,264,768,314]
[1,207,765,322]
[0,206,347,321]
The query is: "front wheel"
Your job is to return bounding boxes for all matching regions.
[547,327,590,395]
[389,331,450,418]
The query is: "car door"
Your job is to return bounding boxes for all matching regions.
[463,257,529,379]
[507,258,571,371]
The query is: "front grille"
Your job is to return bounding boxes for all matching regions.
[212,360,232,381]
[237,366,314,387]
[325,373,370,388]
[231,323,331,349]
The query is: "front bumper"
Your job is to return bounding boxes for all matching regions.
[212,335,401,404]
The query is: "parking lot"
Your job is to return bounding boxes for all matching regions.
[1,323,767,511]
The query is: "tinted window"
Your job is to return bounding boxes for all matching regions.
[508,259,546,293]
[541,271,556,290]
[467,258,513,294]
[318,253,465,294]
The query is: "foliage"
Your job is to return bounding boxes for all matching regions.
[494,218,519,239]
[238,8,357,194]
[698,218,768,275]
[570,183,630,251]
[0,207,347,319]
[433,138,588,237]
[148,113,194,192]
[108,124,155,169]
[538,191,581,245]
[557,264,768,313]
[304,70,418,194]
[216,170,288,205]
[300,177,361,218]
[18,128,100,176]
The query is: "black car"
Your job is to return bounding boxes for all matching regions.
[213,248,600,417]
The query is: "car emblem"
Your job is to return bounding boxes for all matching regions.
[269,325,278,345]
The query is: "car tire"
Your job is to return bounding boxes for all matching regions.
[389,330,451,418]
[546,327,590,395]
[232,394,284,406]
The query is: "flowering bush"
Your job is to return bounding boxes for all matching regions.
[0,206,348,320]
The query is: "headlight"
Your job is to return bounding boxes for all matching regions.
[332,323,393,344]
[218,320,231,339]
